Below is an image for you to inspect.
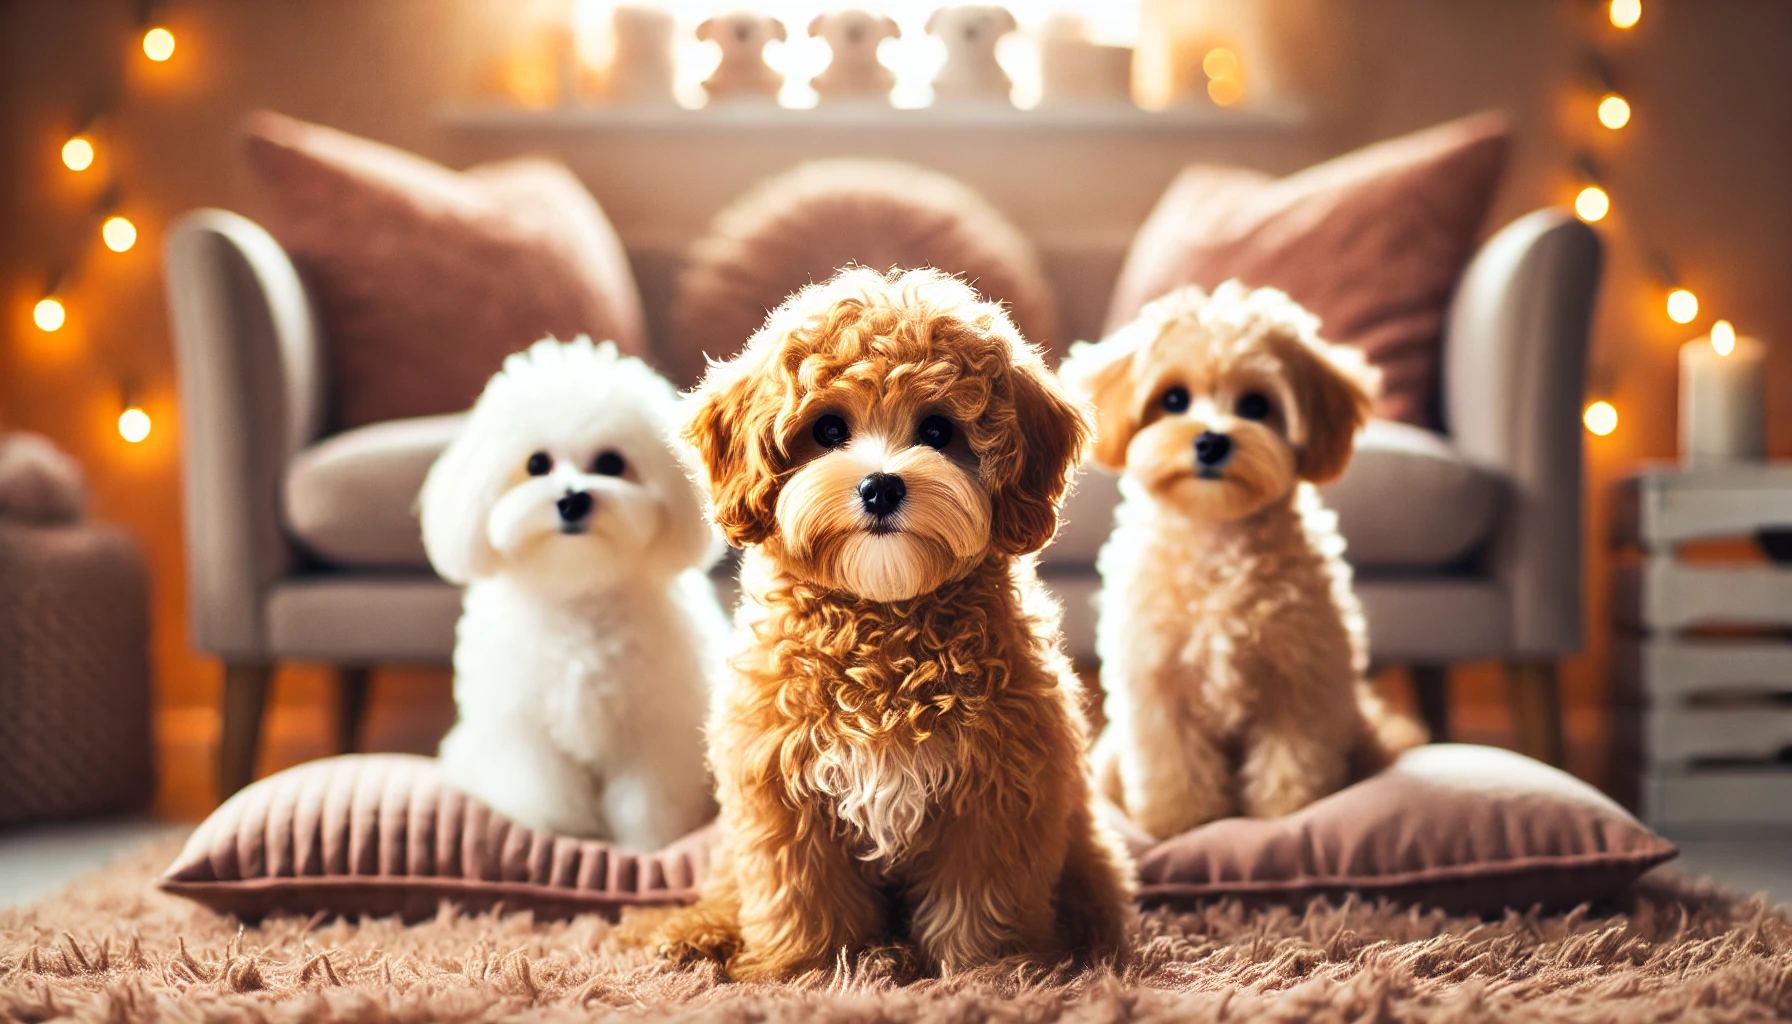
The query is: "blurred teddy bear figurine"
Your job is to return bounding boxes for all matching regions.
[606,5,678,106]
[927,5,1017,105]
[809,9,900,104]
[698,11,786,103]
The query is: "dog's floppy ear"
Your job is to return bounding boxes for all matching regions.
[695,17,717,42]
[992,6,1018,35]
[881,15,901,39]
[1268,330,1379,484]
[988,355,1091,557]
[419,422,503,585]
[768,17,787,42]
[1057,325,1148,472]
[925,8,943,35]
[808,12,827,37]
[682,353,779,548]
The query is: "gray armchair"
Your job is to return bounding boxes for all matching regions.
[166,206,1599,796]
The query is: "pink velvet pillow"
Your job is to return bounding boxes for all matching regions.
[243,112,648,429]
[160,755,709,922]
[1106,113,1511,427]
[669,159,1060,389]
[1134,745,1676,915]
[161,746,1672,923]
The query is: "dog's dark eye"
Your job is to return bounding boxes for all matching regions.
[1235,392,1272,421]
[813,413,850,449]
[592,450,626,476]
[526,452,552,476]
[915,415,953,450]
[1161,386,1191,414]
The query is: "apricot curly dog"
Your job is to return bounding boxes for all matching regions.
[654,267,1134,980]
[1060,282,1426,841]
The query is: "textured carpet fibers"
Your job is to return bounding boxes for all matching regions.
[2,839,1790,1023]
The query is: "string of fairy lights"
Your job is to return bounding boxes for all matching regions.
[32,9,176,444]
[23,0,1718,445]
[1577,0,1720,438]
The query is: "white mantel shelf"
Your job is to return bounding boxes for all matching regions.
[438,100,1309,137]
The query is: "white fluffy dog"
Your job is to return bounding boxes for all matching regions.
[421,338,727,850]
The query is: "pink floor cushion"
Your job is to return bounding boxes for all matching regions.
[163,745,1674,922]
[1134,744,1677,915]
[160,755,709,922]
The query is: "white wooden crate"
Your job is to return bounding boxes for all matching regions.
[1613,560,1792,631]
[1646,771,1792,827]
[1616,466,1792,828]
[1618,635,1792,702]
[1614,464,1792,547]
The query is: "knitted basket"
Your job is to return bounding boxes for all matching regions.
[0,521,153,825]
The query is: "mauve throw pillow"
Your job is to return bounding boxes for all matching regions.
[160,755,711,922]
[1106,113,1511,426]
[1136,744,1677,915]
[243,111,648,429]
[162,746,1673,923]
[669,159,1060,389]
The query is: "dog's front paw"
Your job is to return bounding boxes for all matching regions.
[856,941,925,983]
[649,905,743,968]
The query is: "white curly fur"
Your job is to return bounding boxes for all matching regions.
[421,337,728,849]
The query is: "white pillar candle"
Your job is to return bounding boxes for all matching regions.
[1679,320,1767,465]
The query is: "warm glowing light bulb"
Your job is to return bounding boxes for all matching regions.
[1610,0,1641,29]
[33,297,66,332]
[1584,400,1618,437]
[62,136,94,171]
[1574,185,1610,222]
[1711,319,1736,356]
[118,407,152,443]
[1667,288,1699,324]
[1598,94,1631,129]
[1208,76,1244,107]
[102,216,137,253]
[1202,47,1239,80]
[143,27,175,61]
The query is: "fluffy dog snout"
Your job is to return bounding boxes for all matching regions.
[557,491,594,524]
[1194,431,1232,469]
[857,472,906,518]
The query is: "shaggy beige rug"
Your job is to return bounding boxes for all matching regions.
[2,839,1789,1023]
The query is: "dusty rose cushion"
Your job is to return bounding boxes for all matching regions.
[162,746,1671,923]
[159,755,710,922]
[243,111,648,429]
[1134,744,1677,915]
[1106,113,1511,427]
[669,158,1060,388]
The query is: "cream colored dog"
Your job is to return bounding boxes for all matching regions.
[1060,282,1425,840]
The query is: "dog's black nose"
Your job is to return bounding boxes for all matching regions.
[857,473,906,518]
[1194,431,1232,468]
[557,491,593,523]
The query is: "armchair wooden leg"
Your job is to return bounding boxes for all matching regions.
[336,666,373,755]
[1506,659,1565,767]
[1410,664,1451,743]
[219,662,272,799]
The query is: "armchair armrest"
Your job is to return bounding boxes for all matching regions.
[1441,208,1603,657]
[164,209,325,658]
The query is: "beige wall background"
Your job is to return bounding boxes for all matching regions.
[3,0,1788,811]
